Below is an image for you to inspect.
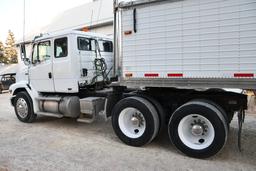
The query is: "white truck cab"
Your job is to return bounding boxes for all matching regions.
[10,30,113,122]
[17,30,113,93]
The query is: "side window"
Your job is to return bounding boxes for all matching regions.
[98,40,113,52]
[38,41,51,62]
[78,37,90,51]
[91,39,96,51]
[55,37,68,58]
[32,44,38,64]
[77,37,96,51]
[32,41,51,64]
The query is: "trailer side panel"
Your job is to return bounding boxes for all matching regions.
[119,0,256,89]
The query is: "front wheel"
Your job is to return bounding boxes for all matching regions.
[14,91,36,123]
[168,100,228,158]
[112,96,160,147]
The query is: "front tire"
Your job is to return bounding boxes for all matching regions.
[168,100,228,158]
[14,91,36,123]
[112,96,159,147]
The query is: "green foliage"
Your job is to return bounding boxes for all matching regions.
[0,41,5,63]
[3,30,18,64]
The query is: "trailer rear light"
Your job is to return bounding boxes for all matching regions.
[125,73,133,78]
[144,73,159,77]
[167,73,183,77]
[124,31,132,35]
[234,73,254,78]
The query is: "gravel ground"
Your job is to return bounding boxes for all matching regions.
[0,92,255,171]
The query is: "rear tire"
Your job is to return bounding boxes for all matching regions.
[191,99,229,128]
[112,96,159,147]
[168,100,228,158]
[14,91,36,123]
[135,94,166,135]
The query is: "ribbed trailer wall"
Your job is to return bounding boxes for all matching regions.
[118,0,256,89]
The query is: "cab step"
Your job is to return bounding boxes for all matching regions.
[77,97,106,123]
[77,114,95,123]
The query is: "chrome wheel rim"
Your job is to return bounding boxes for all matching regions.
[16,98,28,119]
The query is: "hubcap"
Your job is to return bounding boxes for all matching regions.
[131,117,139,126]
[16,98,28,119]
[118,107,146,138]
[178,114,215,150]
[191,125,203,136]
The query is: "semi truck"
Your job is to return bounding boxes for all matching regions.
[10,0,256,158]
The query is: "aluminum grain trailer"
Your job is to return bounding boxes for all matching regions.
[111,0,256,158]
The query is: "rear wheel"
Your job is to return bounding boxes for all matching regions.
[168,100,228,158]
[112,96,159,147]
[14,91,36,123]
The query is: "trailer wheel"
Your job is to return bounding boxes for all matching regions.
[14,91,36,123]
[112,96,159,146]
[168,101,228,158]
[134,94,166,135]
[191,99,229,129]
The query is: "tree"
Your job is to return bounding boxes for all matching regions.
[5,30,18,63]
[0,41,5,63]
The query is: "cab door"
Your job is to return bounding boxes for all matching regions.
[29,40,55,92]
[77,37,97,85]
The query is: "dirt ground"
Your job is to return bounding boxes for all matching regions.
[0,92,255,171]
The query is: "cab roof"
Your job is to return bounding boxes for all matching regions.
[35,30,112,42]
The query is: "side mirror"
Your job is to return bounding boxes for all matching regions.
[20,43,26,60]
[20,43,30,66]
[24,58,30,66]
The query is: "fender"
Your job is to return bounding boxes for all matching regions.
[9,81,40,113]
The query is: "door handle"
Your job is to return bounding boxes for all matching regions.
[48,72,52,79]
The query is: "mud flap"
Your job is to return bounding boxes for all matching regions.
[237,109,245,152]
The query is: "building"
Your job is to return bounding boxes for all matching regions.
[19,0,114,43]
[44,0,114,36]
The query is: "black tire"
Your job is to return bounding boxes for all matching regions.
[14,91,37,123]
[134,94,166,136]
[191,99,229,130]
[168,101,228,158]
[112,96,159,147]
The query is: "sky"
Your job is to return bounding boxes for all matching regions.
[0,0,92,43]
